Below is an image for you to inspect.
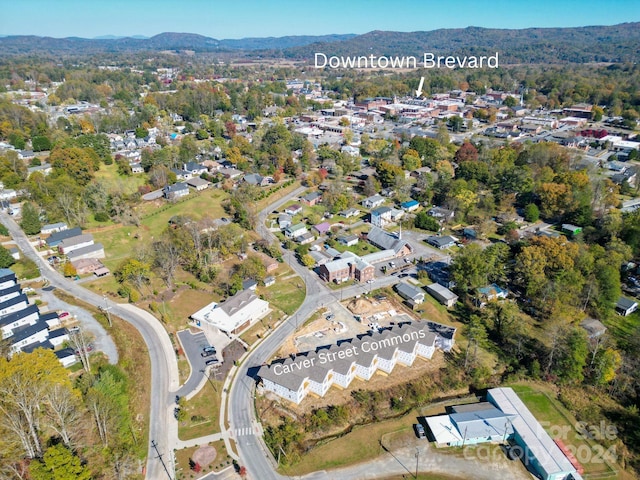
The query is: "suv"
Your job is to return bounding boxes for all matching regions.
[201,349,216,358]
[414,423,426,439]
[205,357,219,366]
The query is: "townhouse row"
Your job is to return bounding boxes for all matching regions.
[258,320,455,404]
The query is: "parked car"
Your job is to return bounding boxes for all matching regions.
[414,423,426,439]
[205,358,219,366]
[59,311,70,319]
[201,349,216,358]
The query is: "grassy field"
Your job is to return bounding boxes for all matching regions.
[11,256,40,280]
[174,440,232,479]
[510,384,617,477]
[257,265,306,315]
[281,415,416,475]
[90,187,229,270]
[178,378,223,440]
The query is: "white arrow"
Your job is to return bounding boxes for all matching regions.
[415,76,425,97]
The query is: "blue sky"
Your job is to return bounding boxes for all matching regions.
[1,0,639,39]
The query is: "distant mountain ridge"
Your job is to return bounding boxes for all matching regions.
[0,32,357,55]
[280,23,640,64]
[0,23,639,63]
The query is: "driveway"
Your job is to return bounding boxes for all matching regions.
[38,286,118,364]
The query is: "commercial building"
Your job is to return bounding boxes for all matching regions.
[190,288,270,335]
[425,387,584,480]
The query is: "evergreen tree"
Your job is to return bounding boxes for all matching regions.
[0,246,15,268]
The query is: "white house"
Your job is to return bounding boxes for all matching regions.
[41,222,68,235]
[58,234,94,255]
[362,194,385,209]
[191,288,270,335]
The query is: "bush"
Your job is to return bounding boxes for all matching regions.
[0,224,8,236]
[523,203,540,222]
[94,211,110,222]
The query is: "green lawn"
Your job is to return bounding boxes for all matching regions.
[94,162,147,195]
[178,379,223,440]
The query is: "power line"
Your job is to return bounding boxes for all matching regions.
[151,439,173,480]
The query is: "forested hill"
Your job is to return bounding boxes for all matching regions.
[280,22,640,64]
[1,22,639,63]
[0,32,356,56]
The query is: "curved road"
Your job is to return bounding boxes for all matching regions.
[229,188,405,479]
[0,212,178,480]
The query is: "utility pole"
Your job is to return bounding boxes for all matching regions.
[415,447,419,479]
[151,440,173,480]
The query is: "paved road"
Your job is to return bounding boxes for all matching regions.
[0,212,178,480]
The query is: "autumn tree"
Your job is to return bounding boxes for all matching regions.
[114,258,151,291]
[0,349,73,459]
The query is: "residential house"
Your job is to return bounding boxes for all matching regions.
[426,235,457,250]
[41,222,68,235]
[337,234,359,247]
[66,243,105,262]
[278,214,292,230]
[477,284,508,301]
[242,279,258,291]
[186,177,211,191]
[297,232,316,245]
[219,167,244,180]
[616,297,638,316]
[8,247,19,260]
[263,276,276,287]
[339,207,360,218]
[58,234,94,255]
[301,192,322,206]
[426,283,458,307]
[183,162,208,176]
[362,194,385,209]
[284,204,303,216]
[395,282,425,308]
[285,223,308,239]
[371,206,393,228]
[243,173,271,187]
[171,168,192,180]
[401,199,420,212]
[130,163,144,174]
[163,182,189,200]
[71,258,104,275]
[313,222,331,236]
[428,206,455,222]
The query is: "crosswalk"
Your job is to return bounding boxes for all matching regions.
[234,426,255,437]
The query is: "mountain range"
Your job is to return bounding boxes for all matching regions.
[1,23,639,64]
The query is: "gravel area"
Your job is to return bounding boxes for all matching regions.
[38,287,119,364]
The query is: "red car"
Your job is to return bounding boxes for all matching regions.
[59,311,70,319]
